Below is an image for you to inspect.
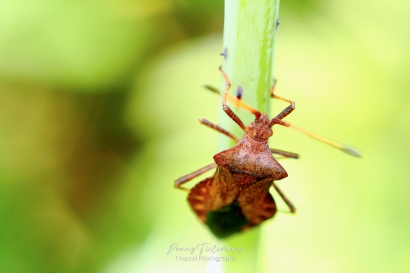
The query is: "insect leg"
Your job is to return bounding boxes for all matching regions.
[267,79,296,121]
[270,148,299,159]
[272,181,296,213]
[269,79,294,104]
[199,118,239,143]
[270,101,295,123]
[218,67,248,131]
[175,163,217,191]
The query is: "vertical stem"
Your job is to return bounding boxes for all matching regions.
[218,0,280,151]
[217,0,280,272]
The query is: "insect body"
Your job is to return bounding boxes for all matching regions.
[175,67,360,238]
[175,67,301,238]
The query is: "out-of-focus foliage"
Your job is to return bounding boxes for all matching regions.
[1,0,410,273]
[0,1,223,273]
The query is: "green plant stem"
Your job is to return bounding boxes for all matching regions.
[217,0,280,272]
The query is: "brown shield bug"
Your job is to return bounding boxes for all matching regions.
[175,67,361,238]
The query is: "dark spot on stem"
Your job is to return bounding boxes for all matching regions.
[220,47,228,60]
[236,86,243,100]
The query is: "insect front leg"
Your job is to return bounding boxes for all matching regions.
[271,100,295,121]
[175,163,217,191]
[269,79,294,105]
[218,67,248,131]
[267,80,296,122]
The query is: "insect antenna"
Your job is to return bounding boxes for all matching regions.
[283,123,362,157]
[203,84,361,157]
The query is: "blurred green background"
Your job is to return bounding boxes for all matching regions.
[1,0,410,272]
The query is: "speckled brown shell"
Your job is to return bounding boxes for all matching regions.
[187,167,277,228]
[213,135,288,182]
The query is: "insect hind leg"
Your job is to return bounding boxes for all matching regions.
[272,181,296,213]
